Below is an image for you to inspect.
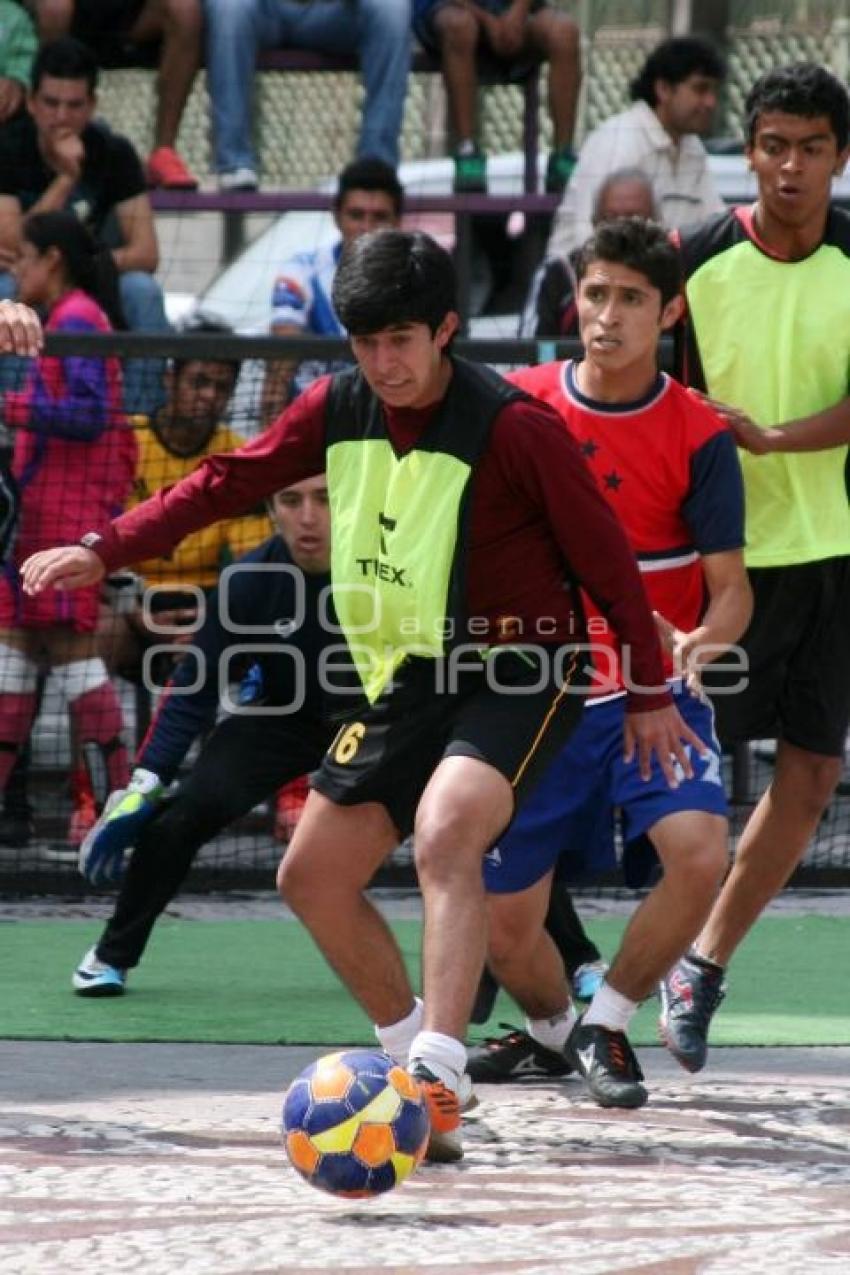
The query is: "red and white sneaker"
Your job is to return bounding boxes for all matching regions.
[146,146,198,190]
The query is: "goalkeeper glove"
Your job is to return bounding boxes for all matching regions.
[78,767,165,887]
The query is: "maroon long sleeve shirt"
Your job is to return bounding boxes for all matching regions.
[92,373,671,711]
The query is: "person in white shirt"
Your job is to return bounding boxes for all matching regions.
[259,157,403,424]
[547,36,725,261]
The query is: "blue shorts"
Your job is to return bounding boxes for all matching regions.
[484,688,728,894]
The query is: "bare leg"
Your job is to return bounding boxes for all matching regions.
[433,4,480,143]
[526,10,581,149]
[413,755,514,1040]
[486,870,573,1018]
[606,811,728,1002]
[696,740,842,967]
[31,0,73,40]
[131,0,202,150]
[277,791,412,1026]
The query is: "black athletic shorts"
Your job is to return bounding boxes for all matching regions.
[703,557,850,757]
[312,644,587,837]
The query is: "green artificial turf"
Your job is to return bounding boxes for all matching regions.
[1,915,847,1046]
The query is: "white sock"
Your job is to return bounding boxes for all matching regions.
[409,1030,467,1091]
[374,997,423,1066]
[583,981,638,1033]
[526,1004,577,1052]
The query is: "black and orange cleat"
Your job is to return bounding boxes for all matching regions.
[409,1063,463,1163]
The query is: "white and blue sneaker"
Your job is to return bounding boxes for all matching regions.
[571,959,609,1004]
[72,947,127,997]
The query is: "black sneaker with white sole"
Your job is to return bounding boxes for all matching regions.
[564,1016,647,1108]
[467,1023,574,1083]
[659,952,726,1073]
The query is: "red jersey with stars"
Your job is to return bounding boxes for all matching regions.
[507,360,745,696]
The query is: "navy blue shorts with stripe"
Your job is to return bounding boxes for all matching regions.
[484,687,728,894]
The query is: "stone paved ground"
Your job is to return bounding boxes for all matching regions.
[1,1041,848,1275]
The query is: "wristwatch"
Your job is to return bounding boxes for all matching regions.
[79,531,103,551]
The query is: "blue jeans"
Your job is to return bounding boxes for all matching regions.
[204,0,412,173]
[0,270,170,417]
[118,272,170,416]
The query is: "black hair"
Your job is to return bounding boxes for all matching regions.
[575,217,682,307]
[334,157,404,219]
[744,62,849,150]
[173,313,241,383]
[630,36,725,107]
[31,37,98,95]
[23,210,116,309]
[332,229,457,336]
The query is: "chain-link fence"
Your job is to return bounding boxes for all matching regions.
[1,332,848,894]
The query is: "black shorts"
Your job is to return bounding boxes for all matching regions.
[703,558,850,757]
[71,0,150,62]
[312,645,587,837]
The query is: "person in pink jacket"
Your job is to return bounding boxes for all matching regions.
[0,211,136,844]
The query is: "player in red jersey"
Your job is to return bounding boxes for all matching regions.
[468,218,753,1107]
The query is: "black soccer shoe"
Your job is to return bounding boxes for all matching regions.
[565,1017,648,1109]
[467,1023,574,1083]
[470,965,500,1025]
[659,952,726,1073]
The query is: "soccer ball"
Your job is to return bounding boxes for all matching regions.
[282,1049,430,1197]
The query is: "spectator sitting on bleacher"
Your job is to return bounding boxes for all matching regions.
[99,314,270,683]
[202,0,412,191]
[260,157,403,425]
[519,167,657,337]
[27,0,201,189]
[0,0,37,123]
[0,211,137,846]
[413,0,580,194]
[547,35,725,261]
[0,37,172,415]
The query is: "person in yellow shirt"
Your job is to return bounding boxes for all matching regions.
[128,319,269,597]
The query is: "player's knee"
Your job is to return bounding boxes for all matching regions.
[783,752,843,814]
[413,807,478,882]
[277,850,321,913]
[435,5,478,49]
[663,832,728,896]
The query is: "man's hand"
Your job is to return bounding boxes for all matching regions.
[623,702,709,787]
[22,545,105,595]
[0,300,43,357]
[0,78,24,123]
[43,127,85,181]
[79,770,165,887]
[653,611,703,696]
[689,388,777,455]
